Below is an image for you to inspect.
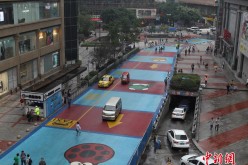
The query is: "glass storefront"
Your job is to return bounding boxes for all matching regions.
[39,27,59,47]
[40,51,60,74]
[0,36,15,61]
[0,67,17,95]
[20,59,38,84]
[19,31,36,54]
[0,1,59,26]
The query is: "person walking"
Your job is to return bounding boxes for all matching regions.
[209,118,214,130]
[215,117,220,131]
[204,75,208,86]
[246,78,248,87]
[226,83,230,94]
[14,153,20,165]
[34,106,40,121]
[200,56,202,64]
[26,154,32,165]
[20,150,26,165]
[153,136,158,153]
[222,61,225,69]
[76,122,81,136]
[191,63,195,72]
[185,49,187,56]
[39,157,46,165]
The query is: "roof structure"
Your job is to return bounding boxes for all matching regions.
[178,0,216,6]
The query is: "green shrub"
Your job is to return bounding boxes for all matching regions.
[170,73,200,92]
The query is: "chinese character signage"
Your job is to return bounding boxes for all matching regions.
[240,12,248,57]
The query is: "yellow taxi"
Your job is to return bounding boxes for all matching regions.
[98,75,115,88]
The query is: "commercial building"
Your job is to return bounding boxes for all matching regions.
[216,0,248,81]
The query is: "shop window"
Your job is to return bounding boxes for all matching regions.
[0,37,15,61]
[40,27,60,47]
[40,51,60,74]
[39,2,59,19]
[19,32,36,54]
[0,3,14,26]
[20,59,38,84]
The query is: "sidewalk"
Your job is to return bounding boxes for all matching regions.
[177,41,248,165]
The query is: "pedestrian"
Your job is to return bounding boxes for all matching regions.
[222,61,225,69]
[191,63,195,72]
[209,118,214,130]
[26,154,32,165]
[204,75,208,86]
[188,48,191,54]
[153,136,158,153]
[68,97,71,108]
[226,83,230,94]
[34,106,40,121]
[192,46,195,53]
[76,122,81,136]
[246,78,248,87]
[214,65,218,74]
[214,48,217,56]
[39,157,46,165]
[14,153,20,165]
[215,117,220,131]
[185,49,187,56]
[200,56,202,64]
[20,150,26,165]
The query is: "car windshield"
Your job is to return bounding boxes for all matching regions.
[175,134,187,140]
[104,105,115,111]
[122,75,127,78]
[101,77,109,81]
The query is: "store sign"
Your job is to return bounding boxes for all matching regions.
[240,12,248,57]
[136,9,157,19]
[21,91,44,101]
[44,84,62,100]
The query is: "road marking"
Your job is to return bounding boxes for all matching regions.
[107,114,124,128]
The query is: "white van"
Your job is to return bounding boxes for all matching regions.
[102,97,122,121]
[197,29,211,35]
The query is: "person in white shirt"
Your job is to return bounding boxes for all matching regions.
[76,122,81,136]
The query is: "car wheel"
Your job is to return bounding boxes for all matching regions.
[181,163,186,165]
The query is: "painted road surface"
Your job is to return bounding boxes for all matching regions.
[0,39,199,164]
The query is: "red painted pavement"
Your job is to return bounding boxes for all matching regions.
[198,123,248,152]
[202,90,227,100]
[137,51,175,57]
[121,61,172,71]
[94,79,165,95]
[0,140,16,152]
[200,100,248,122]
[57,105,153,137]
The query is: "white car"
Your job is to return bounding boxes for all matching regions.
[180,154,219,165]
[171,107,186,120]
[167,129,190,149]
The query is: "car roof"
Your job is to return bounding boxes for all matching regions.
[196,155,215,164]
[173,108,184,111]
[103,75,111,77]
[171,129,186,135]
[122,72,129,75]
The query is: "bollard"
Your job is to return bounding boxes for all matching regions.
[26,128,30,132]
[17,135,21,139]
[34,123,38,126]
[7,142,12,146]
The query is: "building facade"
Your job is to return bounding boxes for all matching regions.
[217,0,248,81]
[0,0,65,96]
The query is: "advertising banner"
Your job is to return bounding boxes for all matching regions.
[136,9,156,19]
[240,12,248,57]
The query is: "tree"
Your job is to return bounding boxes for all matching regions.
[157,2,201,27]
[78,12,93,37]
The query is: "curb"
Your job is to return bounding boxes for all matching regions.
[192,138,205,154]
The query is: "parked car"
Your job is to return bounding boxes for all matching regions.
[171,107,186,120]
[209,26,216,32]
[167,129,190,149]
[197,29,211,35]
[98,75,115,88]
[180,154,219,165]
[187,27,200,32]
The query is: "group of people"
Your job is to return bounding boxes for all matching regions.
[209,117,220,131]
[26,106,40,122]
[226,80,237,94]
[155,46,165,53]
[206,46,213,54]
[184,45,196,56]
[13,150,46,165]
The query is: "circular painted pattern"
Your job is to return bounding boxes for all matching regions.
[64,143,114,164]
[129,83,149,90]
